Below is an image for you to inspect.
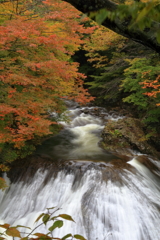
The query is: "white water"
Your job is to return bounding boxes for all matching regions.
[0,105,160,240]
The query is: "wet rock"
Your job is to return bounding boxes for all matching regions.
[7,154,136,185]
[100,117,160,159]
[7,154,59,183]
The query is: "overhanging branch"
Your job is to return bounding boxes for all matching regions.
[63,0,160,53]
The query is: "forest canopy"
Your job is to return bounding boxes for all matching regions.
[0,0,95,172]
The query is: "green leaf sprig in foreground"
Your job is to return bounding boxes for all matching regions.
[0,207,87,240]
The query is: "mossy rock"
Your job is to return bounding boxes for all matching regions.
[100,117,160,158]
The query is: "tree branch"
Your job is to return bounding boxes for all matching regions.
[63,0,160,53]
[63,0,118,12]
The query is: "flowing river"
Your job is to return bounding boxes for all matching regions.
[0,102,160,240]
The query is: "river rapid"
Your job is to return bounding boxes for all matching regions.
[0,102,160,240]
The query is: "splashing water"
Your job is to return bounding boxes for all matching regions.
[0,105,160,240]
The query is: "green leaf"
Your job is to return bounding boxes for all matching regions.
[15,225,31,229]
[34,233,47,237]
[35,213,45,223]
[62,233,72,239]
[34,233,52,240]
[6,227,21,238]
[59,214,75,222]
[95,9,108,25]
[39,237,52,240]
[136,2,155,23]
[129,1,156,29]
[74,234,87,240]
[46,207,55,210]
[48,220,63,232]
[51,216,58,220]
[42,214,50,225]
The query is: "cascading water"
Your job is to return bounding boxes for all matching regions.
[0,103,160,240]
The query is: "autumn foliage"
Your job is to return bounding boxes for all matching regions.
[0,0,95,171]
[142,75,160,105]
[83,26,125,68]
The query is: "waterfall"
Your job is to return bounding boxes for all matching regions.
[0,104,160,240]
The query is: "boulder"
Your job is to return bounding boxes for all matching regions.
[100,117,160,158]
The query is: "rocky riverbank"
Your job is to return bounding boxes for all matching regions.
[99,116,160,159]
[80,104,160,159]
[2,104,160,186]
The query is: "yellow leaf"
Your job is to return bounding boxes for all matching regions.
[6,227,21,238]
[0,223,10,229]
